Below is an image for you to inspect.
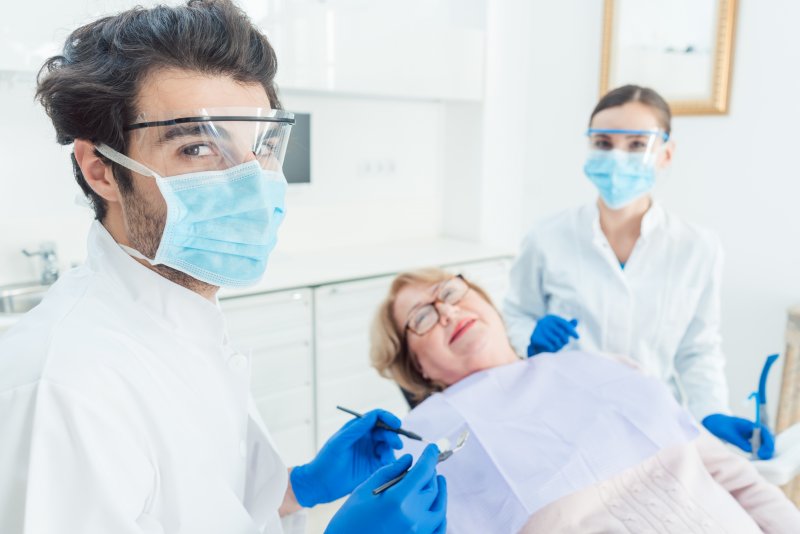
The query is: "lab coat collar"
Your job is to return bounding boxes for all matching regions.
[640,201,664,238]
[588,199,665,245]
[86,221,226,347]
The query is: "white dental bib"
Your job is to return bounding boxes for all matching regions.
[401,351,698,533]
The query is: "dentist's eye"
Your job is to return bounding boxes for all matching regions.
[182,144,214,157]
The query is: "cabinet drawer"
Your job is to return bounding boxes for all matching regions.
[221,289,312,339]
[314,277,393,321]
[316,370,408,446]
[315,315,375,343]
[232,324,312,353]
[270,423,316,467]
[250,341,312,396]
[314,277,393,386]
[316,335,373,382]
[255,386,313,433]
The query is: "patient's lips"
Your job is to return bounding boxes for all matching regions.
[450,318,477,344]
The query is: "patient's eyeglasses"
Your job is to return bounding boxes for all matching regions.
[403,275,470,337]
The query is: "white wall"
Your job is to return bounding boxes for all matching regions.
[275,92,444,254]
[482,0,800,417]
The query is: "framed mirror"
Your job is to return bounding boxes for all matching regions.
[599,0,738,115]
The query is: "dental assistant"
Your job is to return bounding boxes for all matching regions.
[0,1,446,533]
[503,85,773,459]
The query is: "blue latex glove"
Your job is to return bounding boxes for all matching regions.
[527,315,579,357]
[325,444,447,534]
[702,413,775,460]
[291,409,404,507]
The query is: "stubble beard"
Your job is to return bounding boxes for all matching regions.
[121,185,217,295]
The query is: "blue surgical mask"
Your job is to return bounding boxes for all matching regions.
[583,149,656,210]
[96,143,287,288]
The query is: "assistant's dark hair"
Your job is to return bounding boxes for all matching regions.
[589,85,672,136]
[35,0,282,221]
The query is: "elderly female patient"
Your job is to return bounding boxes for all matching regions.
[370,268,799,533]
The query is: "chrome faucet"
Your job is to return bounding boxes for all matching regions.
[22,242,60,285]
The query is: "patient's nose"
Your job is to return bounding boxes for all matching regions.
[436,302,458,324]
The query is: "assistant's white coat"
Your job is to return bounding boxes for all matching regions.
[503,202,729,420]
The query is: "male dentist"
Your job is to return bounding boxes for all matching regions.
[0,1,446,532]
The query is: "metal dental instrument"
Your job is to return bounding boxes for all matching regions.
[372,429,470,495]
[335,405,424,442]
[749,353,779,458]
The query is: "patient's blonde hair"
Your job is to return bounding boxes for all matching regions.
[370,267,496,403]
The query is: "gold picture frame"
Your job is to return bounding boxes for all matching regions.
[599,0,738,115]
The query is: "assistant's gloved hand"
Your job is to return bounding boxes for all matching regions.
[291,409,403,507]
[527,315,579,357]
[325,444,447,534]
[702,413,775,460]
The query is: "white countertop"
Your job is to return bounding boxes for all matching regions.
[0,237,514,330]
[219,237,514,299]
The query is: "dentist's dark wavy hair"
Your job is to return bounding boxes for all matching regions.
[589,85,672,136]
[35,0,282,221]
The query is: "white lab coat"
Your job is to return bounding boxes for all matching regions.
[0,222,301,533]
[503,202,729,420]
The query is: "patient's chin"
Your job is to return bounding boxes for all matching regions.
[451,321,486,352]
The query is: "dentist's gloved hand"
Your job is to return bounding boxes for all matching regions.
[702,413,775,460]
[326,444,448,534]
[527,315,579,357]
[291,409,403,507]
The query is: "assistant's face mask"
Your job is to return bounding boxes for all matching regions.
[95,108,295,288]
[583,128,668,210]
[583,149,656,210]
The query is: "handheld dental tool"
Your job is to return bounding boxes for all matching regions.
[336,405,424,442]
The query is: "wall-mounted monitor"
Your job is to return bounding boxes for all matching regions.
[284,112,311,184]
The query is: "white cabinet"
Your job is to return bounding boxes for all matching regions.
[3,1,486,100]
[314,276,409,446]
[220,289,315,467]
[259,0,486,101]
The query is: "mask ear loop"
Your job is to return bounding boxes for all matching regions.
[95,143,161,179]
[94,143,162,265]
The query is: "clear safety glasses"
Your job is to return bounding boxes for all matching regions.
[586,128,669,167]
[108,108,295,178]
[404,275,470,337]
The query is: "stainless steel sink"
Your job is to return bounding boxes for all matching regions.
[0,282,50,314]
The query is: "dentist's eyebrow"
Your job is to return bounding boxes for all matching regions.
[156,124,233,144]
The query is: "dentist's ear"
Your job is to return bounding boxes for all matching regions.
[658,139,676,169]
[73,139,122,203]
